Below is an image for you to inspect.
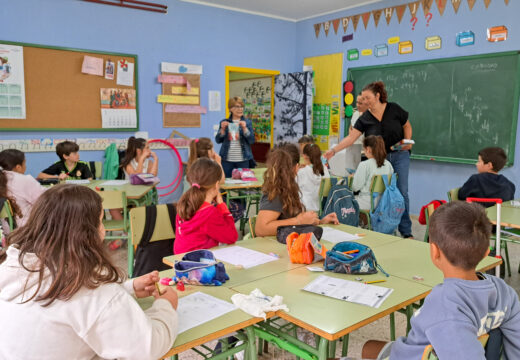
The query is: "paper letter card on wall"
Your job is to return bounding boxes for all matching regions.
[425,36,442,50]
[456,31,475,46]
[487,26,508,42]
[387,36,400,45]
[398,41,413,54]
[161,62,203,75]
[375,44,388,57]
[347,49,359,61]
[361,49,373,56]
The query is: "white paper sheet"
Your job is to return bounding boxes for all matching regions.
[209,90,221,111]
[224,179,248,184]
[117,61,134,86]
[100,180,129,186]
[303,275,393,308]
[0,44,26,119]
[101,108,137,128]
[211,246,278,269]
[65,179,90,184]
[321,227,361,244]
[177,292,236,334]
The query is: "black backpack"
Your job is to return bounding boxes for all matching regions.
[132,204,176,278]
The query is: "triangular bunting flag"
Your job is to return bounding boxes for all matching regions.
[409,1,420,17]
[314,23,321,38]
[467,0,476,10]
[436,0,448,15]
[361,12,371,29]
[323,21,330,36]
[422,0,434,16]
[505,0,509,4]
[384,7,394,25]
[342,17,350,32]
[396,5,407,23]
[451,0,462,12]
[372,9,382,27]
[332,19,340,34]
[351,14,361,31]
[483,0,491,8]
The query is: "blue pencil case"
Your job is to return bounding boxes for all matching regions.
[173,249,229,286]
[324,241,389,276]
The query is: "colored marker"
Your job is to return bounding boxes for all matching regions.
[155,282,163,295]
[365,280,386,284]
[342,249,359,255]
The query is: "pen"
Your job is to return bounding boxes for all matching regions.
[155,282,163,295]
[342,249,359,255]
[365,280,386,284]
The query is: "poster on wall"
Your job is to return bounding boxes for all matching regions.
[273,72,313,144]
[100,88,137,128]
[229,77,272,143]
[0,44,26,119]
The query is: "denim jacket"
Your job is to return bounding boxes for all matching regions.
[215,116,255,161]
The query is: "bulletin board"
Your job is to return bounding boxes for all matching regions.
[0,40,138,131]
[162,73,201,127]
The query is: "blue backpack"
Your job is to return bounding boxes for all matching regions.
[370,175,405,234]
[322,177,359,227]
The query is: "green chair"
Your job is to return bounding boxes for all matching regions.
[0,199,15,232]
[422,331,501,360]
[88,161,103,179]
[447,187,460,202]
[423,203,436,243]
[129,205,175,277]
[359,174,394,230]
[98,190,130,261]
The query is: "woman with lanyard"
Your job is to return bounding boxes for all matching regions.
[324,81,414,238]
[215,96,256,178]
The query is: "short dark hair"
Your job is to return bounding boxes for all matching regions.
[277,142,300,166]
[479,147,507,172]
[56,141,79,161]
[298,135,315,144]
[429,202,491,270]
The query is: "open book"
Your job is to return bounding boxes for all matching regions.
[391,139,415,151]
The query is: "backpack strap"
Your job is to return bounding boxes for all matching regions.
[166,203,177,235]
[89,161,97,179]
[139,205,158,248]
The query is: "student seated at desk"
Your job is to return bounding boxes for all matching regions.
[351,135,393,210]
[0,149,45,227]
[297,143,329,212]
[346,202,520,360]
[183,137,224,194]
[458,147,515,207]
[174,158,237,254]
[37,141,92,180]
[0,184,179,360]
[255,144,338,237]
[121,136,158,179]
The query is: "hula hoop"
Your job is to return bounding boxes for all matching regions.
[148,139,183,197]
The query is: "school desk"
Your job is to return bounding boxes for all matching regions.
[486,200,520,230]
[86,180,157,206]
[138,269,265,360]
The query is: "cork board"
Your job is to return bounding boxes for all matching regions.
[162,72,201,127]
[0,41,138,131]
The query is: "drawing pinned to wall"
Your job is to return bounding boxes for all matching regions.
[425,36,442,50]
[375,44,388,57]
[116,59,134,87]
[388,36,401,44]
[456,31,475,46]
[105,60,114,80]
[361,49,373,56]
[0,44,26,119]
[100,88,136,109]
[399,41,414,54]
[347,49,359,61]
[342,34,354,42]
[487,26,508,42]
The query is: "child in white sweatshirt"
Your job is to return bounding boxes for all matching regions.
[297,143,330,212]
[0,184,179,360]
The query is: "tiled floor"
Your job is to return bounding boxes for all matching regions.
[111,216,520,359]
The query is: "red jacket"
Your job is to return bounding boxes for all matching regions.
[174,202,238,254]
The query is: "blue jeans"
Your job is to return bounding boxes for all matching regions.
[387,150,412,237]
[221,160,251,178]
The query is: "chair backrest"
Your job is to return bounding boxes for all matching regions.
[318,175,341,217]
[0,199,15,231]
[248,216,257,238]
[447,187,460,202]
[369,174,393,211]
[97,190,127,209]
[129,205,175,249]
[422,333,491,360]
[423,203,437,242]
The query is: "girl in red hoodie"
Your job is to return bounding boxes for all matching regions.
[174,158,238,254]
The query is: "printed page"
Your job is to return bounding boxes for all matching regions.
[212,246,278,269]
[321,227,361,244]
[177,292,236,334]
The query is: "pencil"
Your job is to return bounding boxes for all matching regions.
[342,249,359,255]
[155,282,163,295]
[364,280,386,284]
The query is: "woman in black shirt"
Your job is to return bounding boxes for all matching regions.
[324,81,414,238]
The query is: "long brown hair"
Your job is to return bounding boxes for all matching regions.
[363,135,387,167]
[303,143,324,176]
[177,158,223,221]
[7,184,123,306]
[262,146,304,217]
[120,136,147,169]
[0,149,23,218]
[363,81,388,103]
[187,138,213,170]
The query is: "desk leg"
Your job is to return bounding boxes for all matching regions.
[245,326,258,360]
[317,337,329,360]
[341,334,349,356]
[329,340,337,358]
[390,313,396,341]
[406,305,413,335]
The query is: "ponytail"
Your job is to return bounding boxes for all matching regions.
[363,136,387,167]
[303,144,324,176]
[120,136,146,169]
[187,138,214,171]
[363,81,388,103]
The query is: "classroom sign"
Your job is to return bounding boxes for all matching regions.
[0,44,26,119]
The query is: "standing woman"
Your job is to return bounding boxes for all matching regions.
[324,81,414,238]
[215,96,255,178]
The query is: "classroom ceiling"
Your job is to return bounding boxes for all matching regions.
[179,0,385,22]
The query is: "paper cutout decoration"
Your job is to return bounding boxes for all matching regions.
[456,31,475,46]
[483,0,491,8]
[324,21,330,36]
[361,49,373,56]
[342,17,350,32]
[81,56,103,76]
[344,81,354,93]
[165,104,207,114]
[505,0,509,4]
[384,7,394,25]
[409,1,420,17]
[487,26,507,42]
[411,16,418,30]
[347,49,359,61]
[452,0,462,13]
[105,60,114,80]
[314,23,321,38]
[375,44,388,57]
[467,0,476,10]
[437,0,448,15]
[361,12,371,29]
[332,19,340,34]
[342,34,354,42]
[161,62,202,75]
[422,0,433,16]
[158,74,189,84]
[344,105,354,117]
[425,36,442,50]
[425,12,433,26]
[396,5,407,23]
[344,93,354,105]
[372,10,382,27]
[171,86,199,95]
[388,36,401,44]
[399,41,414,54]
[351,15,360,31]
[157,95,199,104]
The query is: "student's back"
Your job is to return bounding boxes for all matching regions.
[297,144,330,212]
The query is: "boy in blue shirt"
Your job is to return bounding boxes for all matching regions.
[458,147,515,206]
[351,201,520,360]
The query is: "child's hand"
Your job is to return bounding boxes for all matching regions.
[213,153,222,164]
[58,173,68,180]
[132,270,160,298]
[320,212,339,225]
[150,151,157,159]
[297,211,319,225]
[154,286,179,310]
[215,191,224,204]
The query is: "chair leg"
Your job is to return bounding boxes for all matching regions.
[503,242,512,277]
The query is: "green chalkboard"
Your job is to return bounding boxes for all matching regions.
[347,51,520,165]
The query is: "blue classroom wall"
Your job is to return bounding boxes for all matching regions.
[295,0,520,215]
[1,0,296,203]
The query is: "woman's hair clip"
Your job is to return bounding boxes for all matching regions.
[194,139,199,143]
